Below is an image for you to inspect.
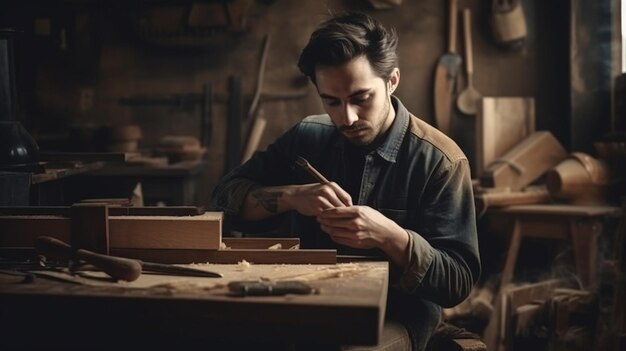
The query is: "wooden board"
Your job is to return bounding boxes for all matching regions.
[480,131,567,190]
[0,206,205,216]
[476,97,535,177]
[222,237,300,249]
[0,212,222,249]
[108,213,221,249]
[0,261,388,348]
[474,186,550,216]
[112,248,336,264]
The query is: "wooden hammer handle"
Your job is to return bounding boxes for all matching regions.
[448,0,458,53]
[36,236,142,282]
[463,9,474,75]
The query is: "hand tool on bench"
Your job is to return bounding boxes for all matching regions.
[36,236,223,282]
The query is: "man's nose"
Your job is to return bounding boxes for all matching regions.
[341,104,359,126]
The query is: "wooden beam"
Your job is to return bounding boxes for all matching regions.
[0,212,223,250]
[112,248,336,264]
[222,237,300,249]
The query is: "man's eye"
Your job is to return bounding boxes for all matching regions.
[325,99,340,107]
[352,95,371,104]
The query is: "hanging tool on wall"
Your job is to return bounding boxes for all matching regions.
[457,8,482,115]
[225,75,243,174]
[433,0,462,136]
[490,0,527,50]
[241,34,271,164]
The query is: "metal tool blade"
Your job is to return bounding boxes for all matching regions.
[433,55,461,135]
[140,262,223,278]
[432,0,462,136]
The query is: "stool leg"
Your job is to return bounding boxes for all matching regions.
[501,218,522,288]
[570,219,602,288]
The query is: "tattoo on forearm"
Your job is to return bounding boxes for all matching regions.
[251,190,281,213]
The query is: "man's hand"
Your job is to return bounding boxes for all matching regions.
[285,182,353,216]
[317,206,410,267]
[242,182,352,220]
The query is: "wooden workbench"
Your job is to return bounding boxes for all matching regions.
[0,261,388,349]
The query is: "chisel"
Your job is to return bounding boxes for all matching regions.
[36,236,222,282]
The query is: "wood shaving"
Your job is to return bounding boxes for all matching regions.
[237,259,251,270]
[272,263,371,282]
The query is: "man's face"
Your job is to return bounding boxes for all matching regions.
[315,55,399,146]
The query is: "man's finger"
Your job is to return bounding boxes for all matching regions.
[319,206,359,219]
[327,182,353,206]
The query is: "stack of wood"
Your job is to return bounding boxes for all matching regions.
[514,288,594,351]
[109,125,142,152]
[154,136,206,164]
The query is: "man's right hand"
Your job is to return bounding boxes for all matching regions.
[285,182,352,216]
[242,182,352,221]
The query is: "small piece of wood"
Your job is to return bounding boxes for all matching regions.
[481,131,567,190]
[476,97,535,176]
[474,185,550,216]
[452,338,487,351]
[108,213,222,249]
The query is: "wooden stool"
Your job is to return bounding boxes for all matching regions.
[489,204,622,288]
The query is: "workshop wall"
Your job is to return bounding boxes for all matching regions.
[2,0,571,206]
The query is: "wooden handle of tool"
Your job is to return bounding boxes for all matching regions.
[448,0,458,53]
[463,8,473,74]
[35,236,142,282]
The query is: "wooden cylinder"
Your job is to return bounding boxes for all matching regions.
[546,152,611,205]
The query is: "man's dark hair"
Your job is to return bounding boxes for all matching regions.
[298,12,398,84]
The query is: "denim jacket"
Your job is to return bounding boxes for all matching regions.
[211,96,480,308]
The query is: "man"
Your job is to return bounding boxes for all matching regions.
[211,12,480,351]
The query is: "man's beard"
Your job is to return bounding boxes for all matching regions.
[343,95,391,147]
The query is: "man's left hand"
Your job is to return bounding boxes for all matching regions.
[316,206,405,250]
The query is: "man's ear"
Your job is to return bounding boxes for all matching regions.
[388,68,400,94]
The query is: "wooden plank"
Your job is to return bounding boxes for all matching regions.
[0,206,205,217]
[39,152,135,162]
[31,161,105,184]
[0,216,72,247]
[111,248,337,264]
[108,213,222,249]
[474,186,550,216]
[491,204,622,217]
[0,212,223,250]
[477,97,535,177]
[222,237,300,249]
